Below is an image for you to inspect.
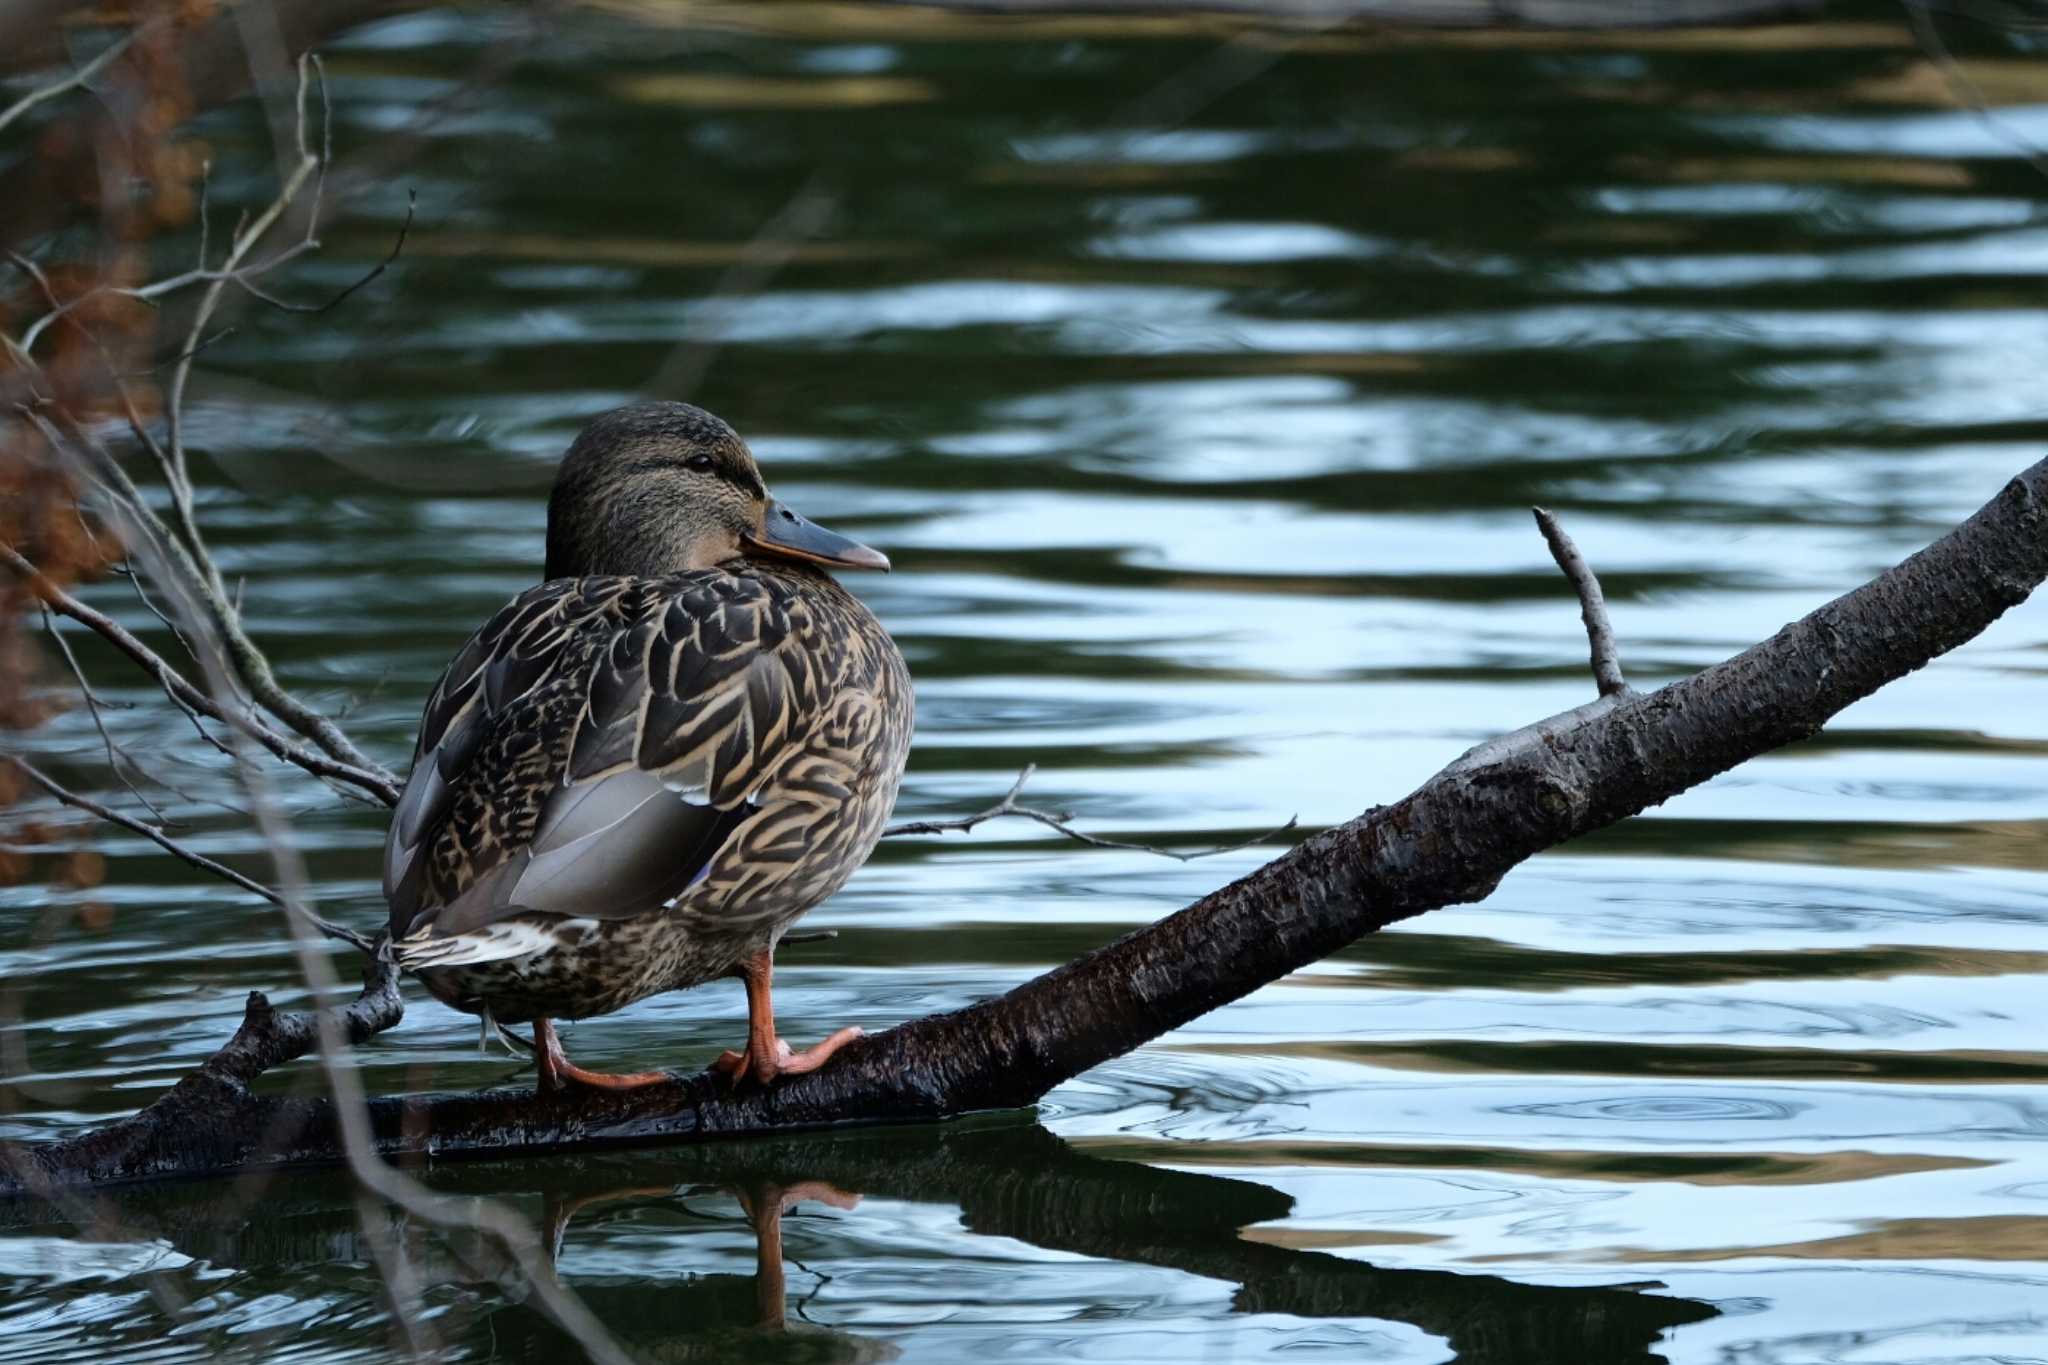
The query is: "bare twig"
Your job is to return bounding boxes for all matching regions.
[146,324,236,374]
[38,606,172,822]
[163,62,326,530]
[2,543,401,804]
[882,764,1298,862]
[232,189,414,315]
[19,187,412,352]
[11,216,399,799]
[0,26,140,138]
[1443,508,1635,779]
[110,565,191,650]
[6,756,374,954]
[1532,507,1627,698]
[1903,0,2048,184]
[109,54,395,785]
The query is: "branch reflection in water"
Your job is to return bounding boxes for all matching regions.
[0,1121,1715,1362]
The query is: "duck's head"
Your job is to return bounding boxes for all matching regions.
[543,402,889,580]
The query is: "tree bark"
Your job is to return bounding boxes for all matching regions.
[5,455,2042,1194]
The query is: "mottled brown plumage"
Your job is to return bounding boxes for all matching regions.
[383,403,911,1089]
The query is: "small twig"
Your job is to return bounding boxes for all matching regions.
[1903,0,2048,185]
[10,62,398,795]
[7,757,374,954]
[0,27,142,138]
[2,542,401,805]
[228,189,413,315]
[12,205,340,352]
[0,329,40,383]
[5,249,179,489]
[146,324,235,375]
[17,183,405,342]
[196,160,212,277]
[36,607,126,712]
[1532,507,1628,698]
[164,56,319,552]
[882,764,1298,863]
[112,564,193,653]
[6,250,72,355]
[39,606,173,822]
[2,248,55,304]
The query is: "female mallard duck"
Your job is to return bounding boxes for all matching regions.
[382,402,911,1091]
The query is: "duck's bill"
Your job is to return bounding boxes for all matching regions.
[745,499,891,572]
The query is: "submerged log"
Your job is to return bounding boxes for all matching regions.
[4,455,2042,1193]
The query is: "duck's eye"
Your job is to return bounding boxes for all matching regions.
[684,454,716,473]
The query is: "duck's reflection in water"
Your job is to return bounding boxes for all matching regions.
[2,1120,1717,1363]
[538,1173,865,1345]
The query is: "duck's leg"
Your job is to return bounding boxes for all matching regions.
[711,948,863,1086]
[532,1016,671,1093]
[735,1178,861,1330]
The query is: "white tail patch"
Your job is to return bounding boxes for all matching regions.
[393,916,587,970]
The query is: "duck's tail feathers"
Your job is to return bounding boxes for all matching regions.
[392,916,576,971]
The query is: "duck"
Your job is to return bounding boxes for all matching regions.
[382,402,911,1091]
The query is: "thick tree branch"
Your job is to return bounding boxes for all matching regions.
[0,956,401,1198]
[7,454,2042,1191]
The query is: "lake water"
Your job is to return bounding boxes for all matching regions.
[4,4,2048,1362]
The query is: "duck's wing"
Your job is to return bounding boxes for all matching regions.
[384,572,824,952]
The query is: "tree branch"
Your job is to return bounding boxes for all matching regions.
[1532,506,1627,697]
[6,756,375,954]
[8,453,2041,1191]
[129,56,396,785]
[0,0,419,246]
[1,543,401,805]
[6,51,404,794]
[38,605,174,823]
[882,763,1299,862]
[13,190,413,353]
[0,24,143,138]
[0,955,402,1197]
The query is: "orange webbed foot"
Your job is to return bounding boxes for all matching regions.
[712,1026,864,1087]
[533,1016,672,1094]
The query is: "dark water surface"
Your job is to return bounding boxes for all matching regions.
[5,5,2048,1361]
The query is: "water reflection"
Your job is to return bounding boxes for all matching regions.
[0,1121,1714,1363]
